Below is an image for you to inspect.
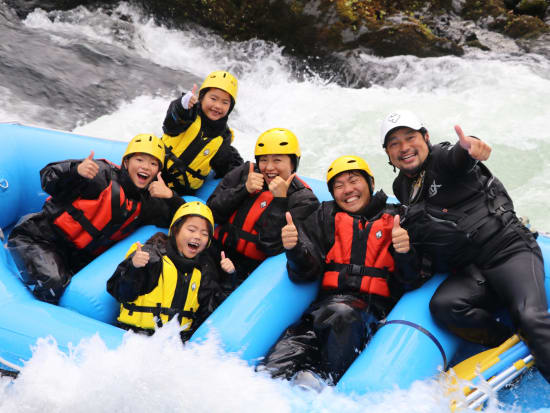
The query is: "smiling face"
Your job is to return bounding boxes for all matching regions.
[385,127,430,177]
[257,154,293,185]
[200,87,232,121]
[332,171,371,214]
[174,215,211,259]
[124,153,160,189]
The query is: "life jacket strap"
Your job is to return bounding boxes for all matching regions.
[122,302,195,328]
[325,262,390,279]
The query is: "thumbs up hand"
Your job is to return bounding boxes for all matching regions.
[282,211,299,250]
[269,173,295,198]
[245,162,264,194]
[132,242,150,268]
[148,172,173,199]
[392,215,410,254]
[181,84,198,109]
[77,150,99,179]
[455,125,491,161]
[220,251,236,274]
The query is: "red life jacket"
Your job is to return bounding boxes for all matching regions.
[214,190,274,261]
[322,212,395,297]
[52,177,142,256]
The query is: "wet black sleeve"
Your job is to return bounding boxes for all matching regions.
[207,162,252,224]
[140,192,186,228]
[285,203,330,283]
[40,159,112,200]
[106,237,164,302]
[186,255,226,337]
[256,181,320,256]
[162,95,199,136]
[391,247,421,290]
[433,141,478,176]
[210,135,244,179]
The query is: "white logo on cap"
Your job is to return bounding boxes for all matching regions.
[388,113,401,123]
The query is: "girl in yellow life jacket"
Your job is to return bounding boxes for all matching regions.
[161,71,244,195]
[107,201,234,341]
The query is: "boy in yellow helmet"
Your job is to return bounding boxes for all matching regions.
[206,128,320,292]
[107,201,233,341]
[161,70,244,195]
[259,155,419,386]
[8,134,184,304]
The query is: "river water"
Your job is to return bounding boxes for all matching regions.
[0,2,549,412]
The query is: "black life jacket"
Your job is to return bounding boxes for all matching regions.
[401,150,516,270]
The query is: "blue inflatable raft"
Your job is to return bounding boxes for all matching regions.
[1,122,549,406]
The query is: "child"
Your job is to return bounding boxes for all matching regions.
[207,128,320,292]
[107,201,233,341]
[161,70,244,195]
[8,134,184,304]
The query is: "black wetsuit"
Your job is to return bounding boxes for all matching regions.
[393,141,550,383]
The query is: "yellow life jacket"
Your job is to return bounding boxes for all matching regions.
[118,244,202,331]
[162,116,232,192]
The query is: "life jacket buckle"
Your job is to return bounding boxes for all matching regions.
[347,264,364,276]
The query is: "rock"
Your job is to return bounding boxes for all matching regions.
[516,0,548,18]
[3,0,549,60]
[504,13,548,37]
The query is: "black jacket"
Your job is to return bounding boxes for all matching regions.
[285,190,419,318]
[107,233,226,340]
[9,158,183,271]
[392,141,524,269]
[207,161,320,283]
[162,96,243,185]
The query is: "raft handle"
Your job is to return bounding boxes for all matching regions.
[0,178,8,190]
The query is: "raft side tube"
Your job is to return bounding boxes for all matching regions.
[0,123,127,230]
[0,234,125,370]
[337,233,550,395]
[191,253,319,364]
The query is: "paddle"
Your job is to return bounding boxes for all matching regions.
[446,335,535,411]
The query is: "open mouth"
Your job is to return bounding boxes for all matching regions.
[345,195,360,204]
[400,152,417,163]
[187,240,200,254]
[208,108,223,118]
[136,171,150,184]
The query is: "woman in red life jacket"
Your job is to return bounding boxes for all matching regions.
[206,128,320,293]
[107,201,231,342]
[8,134,184,304]
[258,155,420,386]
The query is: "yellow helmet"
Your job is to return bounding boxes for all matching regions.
[122,134,165,168]
[326,155,374,191]
[169,201,215,236]
[254,128,301,171]
[199,70,238,103]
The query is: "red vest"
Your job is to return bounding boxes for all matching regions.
[214,191,274,261]
[53,180,142,255]
[322,212,395,297]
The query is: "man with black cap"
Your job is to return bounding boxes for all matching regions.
[380,109,550,384]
